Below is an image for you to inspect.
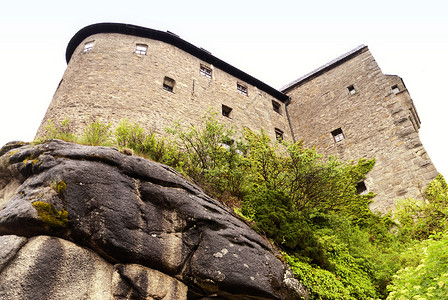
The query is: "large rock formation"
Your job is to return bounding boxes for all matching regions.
[0,140,307,299]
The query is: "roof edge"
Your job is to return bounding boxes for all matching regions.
[281,45,369,93]
[66,23,289,101]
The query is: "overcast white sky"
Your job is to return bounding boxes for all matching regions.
[1,0,447,178]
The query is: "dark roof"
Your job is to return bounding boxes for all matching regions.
[280,45,368,93]
[66,23,289,102]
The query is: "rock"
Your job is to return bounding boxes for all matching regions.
[0,140,308,299]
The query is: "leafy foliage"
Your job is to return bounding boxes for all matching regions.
[82,117,112,145]
[387,233,448,299]
[43,117,76,141]
[395,174,448,242]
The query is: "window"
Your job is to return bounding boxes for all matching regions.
[272,100,281,114]
[275,128,284,141]
[135,44,148,55]
[83,41,94,53]
[347,85,356,95]
[200,64,212,78]
[163,77,175,92]
[356,181,368,195]
[222,105,232,118]
[331,128,344,143]
[392,85,400,94]
[237,83,248,96]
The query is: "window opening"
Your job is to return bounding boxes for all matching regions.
[272,100,281,114]
[331,128,345,143]
[347,85,356,95]
[163,77,175,93]
[83,41,94,53]
[237,83,248,96]
[222,105,232,118]
[392,85,400,94]
[275,128,284,141]
[200,64,212,78]
[135,44,148,55]
[356,181,368,195]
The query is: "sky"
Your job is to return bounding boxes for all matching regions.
[1,0,447,177]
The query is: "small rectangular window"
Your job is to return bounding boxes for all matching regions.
[200,64,212,78]
[275,128,284,141]
[347,85,356,95]
[83,41,94,53]
[331,128,344,143]
[222,105,232,118]
[135,44,148,55]
[163,77,175,93]
[272,100,281,114]
[392,85,400,94]
[237,83,248,96]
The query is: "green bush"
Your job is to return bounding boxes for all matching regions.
[395,174,448,242]
[43,117,76,141]
[387,232,448,299]
[82,117,112,146]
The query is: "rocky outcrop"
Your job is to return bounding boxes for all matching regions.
[0,140,308,299]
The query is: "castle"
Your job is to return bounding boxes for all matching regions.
[36,23,438,213]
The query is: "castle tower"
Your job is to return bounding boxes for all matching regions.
[283,45,438,212]
[36,23,291,142]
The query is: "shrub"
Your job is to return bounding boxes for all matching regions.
[43,117,76,141]
[82,117,112,145]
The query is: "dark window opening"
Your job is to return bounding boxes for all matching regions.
[356,181,368,195]
[347,85,356,95]
[237,83,248,96]
[275,128,284,141]
[200,64,212,78]
[222,105,232,118]
[272,100,281,114]
[163,77,175,93]
[331,128,344,143]
[392,85,400,94]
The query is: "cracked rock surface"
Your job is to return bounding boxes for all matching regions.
[0,140,307,299]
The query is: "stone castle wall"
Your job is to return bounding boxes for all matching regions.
[35,24,438,213]
[36,32,291,142]
[283,47,437,212]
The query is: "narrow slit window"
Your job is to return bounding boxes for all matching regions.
[83,41,94,53]
[331,128,344,143]
[237,83,248,96]
[356,181,368,195]
[135,44,148,55]
[222,105,232,118]
[275,128,284,141]
[347,85,356,95]
[163,77,175,93]
[200,64,212,78]
[392,85,400,94]
[272,100,281,114]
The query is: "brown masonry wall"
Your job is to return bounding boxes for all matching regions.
[284,47,437,212]
[36,33,291,142]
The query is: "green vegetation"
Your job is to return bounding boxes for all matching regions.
[39,115,448,299]
[51,180,67,195]
[32,201,68,228]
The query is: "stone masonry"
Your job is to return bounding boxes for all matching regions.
[282,46,438,212]
[36,23,438,213]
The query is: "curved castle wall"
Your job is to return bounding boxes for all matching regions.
[36,24,291,142]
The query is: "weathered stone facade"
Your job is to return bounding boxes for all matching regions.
[36,23,437,212]
[36,24,291,142]
[282,46,437,212]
